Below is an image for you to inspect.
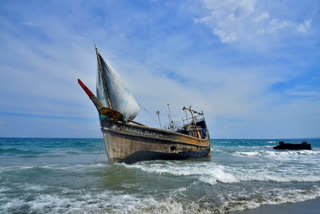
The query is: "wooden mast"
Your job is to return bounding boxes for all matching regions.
[95,44,113,109]
[94,44,146,127]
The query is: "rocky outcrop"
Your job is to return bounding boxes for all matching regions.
[273,141,312,150]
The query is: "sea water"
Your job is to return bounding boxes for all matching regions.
[0,138,319,213]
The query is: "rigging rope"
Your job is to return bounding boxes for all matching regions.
[89,147,105,166]
[138,104,159,124]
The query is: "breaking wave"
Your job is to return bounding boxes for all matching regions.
[1,184,319,213]
[235,150,320,157]
[122,160,320,185]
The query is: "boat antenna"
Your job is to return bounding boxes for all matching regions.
[184,108,189,124]
[167,104,174,130]
[156,110,162,129]
[94,44,113,109]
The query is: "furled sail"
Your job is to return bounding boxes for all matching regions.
[96,51,139,120]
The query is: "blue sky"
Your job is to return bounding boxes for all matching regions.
[0,0,319,138]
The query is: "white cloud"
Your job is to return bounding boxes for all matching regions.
[267,18,290,33]
[213,28,237,43]
[22,21,40,27]
[253,12,269,23]
[195,0,312,44]
[297,19,312,33]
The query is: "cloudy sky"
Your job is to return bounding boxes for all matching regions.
[0,0,319,138]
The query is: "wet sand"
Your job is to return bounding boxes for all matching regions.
[234,198,320,214]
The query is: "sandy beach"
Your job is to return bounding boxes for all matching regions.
[234,198,320,214]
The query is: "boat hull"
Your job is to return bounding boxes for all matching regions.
[101,120,211,163]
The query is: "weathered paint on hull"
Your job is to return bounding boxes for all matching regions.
[101,120,211,164]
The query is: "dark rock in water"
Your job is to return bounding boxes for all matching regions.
[273,141,312,150]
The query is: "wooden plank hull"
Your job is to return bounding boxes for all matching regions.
[101,120,211,163]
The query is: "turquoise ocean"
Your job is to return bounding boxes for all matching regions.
[1,138,320,213]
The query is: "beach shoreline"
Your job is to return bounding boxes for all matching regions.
[234,197,320,214]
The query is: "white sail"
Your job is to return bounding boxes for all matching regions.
[96,53,139,120]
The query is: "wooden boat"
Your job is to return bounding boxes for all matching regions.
[78,45,211,163]
[100,109,211,163]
